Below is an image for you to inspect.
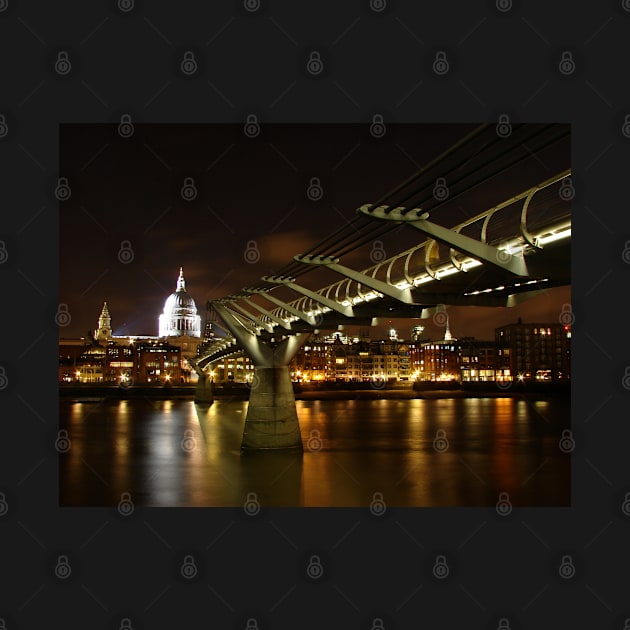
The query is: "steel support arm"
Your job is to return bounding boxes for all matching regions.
[358,205,529,277]
[212,302,271,364]
[223,299,274,333]
[243,288,319,326]
[240,297,293,330]
[293,255,414,304]
[262,275,355,318]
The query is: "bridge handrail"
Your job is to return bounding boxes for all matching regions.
[265,168,571,321]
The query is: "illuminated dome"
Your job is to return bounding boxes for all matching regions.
[158,268,201,337]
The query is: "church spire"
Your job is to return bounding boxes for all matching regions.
[443,314,452,341]
[95,301,112,341]
[176,267,186,291]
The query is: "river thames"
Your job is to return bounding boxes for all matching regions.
[59,395,570,508]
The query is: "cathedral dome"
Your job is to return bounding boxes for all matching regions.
[158,268,201,337]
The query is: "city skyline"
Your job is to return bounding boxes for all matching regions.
[61,270,571,344]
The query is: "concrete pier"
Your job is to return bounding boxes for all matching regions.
[212,302,309,451]
[194,371,214,405]
[241,366,302,450]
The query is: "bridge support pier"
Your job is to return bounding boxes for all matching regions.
[194,371,214,405]
[243,366,302,450]
[213,303,309,451]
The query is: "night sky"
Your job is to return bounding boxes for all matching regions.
[59,123,571,342]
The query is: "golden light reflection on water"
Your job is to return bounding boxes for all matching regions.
[60,396,571,508]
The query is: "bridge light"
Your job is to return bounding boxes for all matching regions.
[415,275,433,286]
[437,266,459,278]
[537,227,571,245]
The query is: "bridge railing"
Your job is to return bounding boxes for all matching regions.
[262,169,571,323]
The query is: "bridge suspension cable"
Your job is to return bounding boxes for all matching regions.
[258,123,569,285]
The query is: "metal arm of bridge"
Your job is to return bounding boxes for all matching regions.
[268,169,571,323]
[262,275,355,318]
[220,298,275,333]
[293,254,415,304]
[357,206,529,276]
[239,296,293,331]
[215,300,268,337]
[243,288,320,327]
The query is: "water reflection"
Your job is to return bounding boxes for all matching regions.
[59,396,570,507]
